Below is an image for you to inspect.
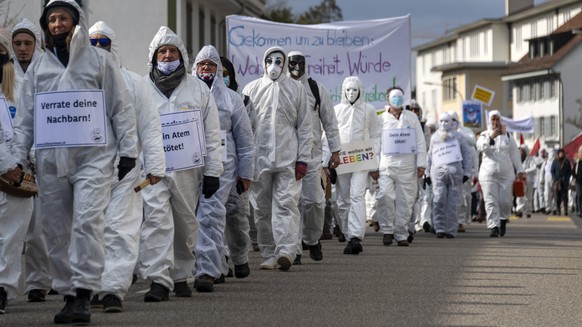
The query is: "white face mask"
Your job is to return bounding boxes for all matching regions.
[345,81,359,103]
[439,115,453,131]
[265,53,284,80]
[388,89,404,109]
[157,59,181,75]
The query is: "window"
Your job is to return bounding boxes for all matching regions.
[539,116,546,135]
[442,77,458,101]
[199,9,205,46]
[541,80,546,99]
[515,85,522,103]
[523,84,530,101]
[470,34,479,57]
[550,115,557,136]
[431,89,437,112]
[483,31,488,56]
[534,82,541,101]
[550,79,557,98]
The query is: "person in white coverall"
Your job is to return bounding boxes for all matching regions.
[193,45,254,291]
[88,21,166,312]
[8,1,139,324]
[333,76,381,254]
[0,34,34,315]
[516,144,536,218]
[10,18,53,303]
[476,110,524,237]
[220,55,258,277]
[426,113,472,238]
[139,26,223,300]
[376,87,426,247]
[544,149,557,214]
[287,51,341,263]
[450,111,478,232]
[243,46,312,271]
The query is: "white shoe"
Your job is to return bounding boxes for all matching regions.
[259,257,278,270]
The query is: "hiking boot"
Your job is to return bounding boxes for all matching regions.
[234,262,250,278]
[214,274,226,284]
[173,281,192,297]
[293,254,302,265]
[102,294,123,313]
[337,233,346,242]
[53,295,75,324]
[352,238,363,253]
[407,232,415,243]
[309,242,323,261]
[277,254,293,271]
[422,221,431,232]
[500,220,508,237]
[490,227,500,237]
[194,275,215,293]
[70,288,91,325]
[144,282,169,302]
[259,257,278,270]
[0,287,6,314]
[28,289,46,302]
[344,238,362,255]
[90,294,102,308]
[382,234,394,246]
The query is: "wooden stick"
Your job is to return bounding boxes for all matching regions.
[134,179,151,193]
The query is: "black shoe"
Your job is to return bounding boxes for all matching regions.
[343,238,361,255]
[293,254,302,265]
[0,287,6,314]
[309,242,323,261]
[102,294,123,313]
[132,274,138,284]
[490,227,499,237]
[445,234,455,239]
[144,282,169,302]
[252,242,260,252]
[48,288,59,295]
[373,221,380,232]
[70,289,91,325]
[382,234,394,246]
[234,262,250,278]
[194,275,215,293]
[397,240,409,246]
[352,238,363,253]
[500,220,507,237]
[338,233,346,243]
[53,295,75,324]
[301,241,309,251]
[436,232,446,239]
[214,274,225,284]
[422,221,431,232]
[173,281,192,297]
[333,225,342,238]
[28,289,46,302]
[515,212,522,217]
[430,227,436,234]
[526,214,531,218]
[320,231,333,240]
[407,232,414,243]
[226,268,234,278]
[90,294,102,308]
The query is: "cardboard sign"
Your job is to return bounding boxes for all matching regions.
[431,138,462,167]
[381,128,417,155]
[160,110,205,172]
[471,84,495,106]
[336,139,378,175]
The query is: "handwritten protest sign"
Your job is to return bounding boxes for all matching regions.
[34,90,107,148]
[227,15,411,109]
[336,140,378,175]
[160,110,205,172]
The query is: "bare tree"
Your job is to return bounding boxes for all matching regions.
[262,0,295,24]
[0,0,24,30]
[263,0,343,25]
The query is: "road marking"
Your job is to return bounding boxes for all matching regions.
[547,217,571,221]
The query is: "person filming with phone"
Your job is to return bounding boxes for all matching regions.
[476,110,524,237]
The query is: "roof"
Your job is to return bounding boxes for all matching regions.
[431,61,510,73]
[504,11,582,77]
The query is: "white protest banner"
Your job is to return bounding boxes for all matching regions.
[485,111,534,133]
[0,97,13,142]
[431,139,462,167]
[226,15,411,109]
[382,128,417,155]
[34,90,107,148]
[160,110,205,172]
[336,139,378,175]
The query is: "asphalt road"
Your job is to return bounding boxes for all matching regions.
[1,212,582,326]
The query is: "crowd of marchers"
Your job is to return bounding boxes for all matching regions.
[1,0,582,325]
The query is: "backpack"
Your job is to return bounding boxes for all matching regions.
[307,77,321,112]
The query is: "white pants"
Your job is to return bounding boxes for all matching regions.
[480,173,514,229]
[0,193,33,298]
[335,171,368,241]
[24,197,52,294]
[298,166,325,252]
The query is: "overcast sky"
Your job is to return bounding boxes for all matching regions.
[286,0,548,47]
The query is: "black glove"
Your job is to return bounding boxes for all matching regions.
[329,168,337,185]
[463,176,469,184]
[117,157,136,181]
[203,176,220,198]
[236,180,244,195]
[425,177,432,186]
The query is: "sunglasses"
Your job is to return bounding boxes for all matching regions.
[90,38,111,47]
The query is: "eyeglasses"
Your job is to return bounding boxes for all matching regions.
[90,37,111,47]
[266,58,283,66]
[198,62,217,68]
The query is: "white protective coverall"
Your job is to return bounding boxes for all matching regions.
[543,149,556,213]
[376,105,427,242]
[193,45,254,278]
[427,113,472,236]
[0,79,34,300]
[11,18,44,78]
[10,17,52,296]
[450,111,478,226]
[287,51,341,251]
[476,113,524,229]
[11,0,138,295]
[243,46,312,263]
[516,144,537,216]
[88,21,166,301]
[139,26,223,290]
[334,76,381,241]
